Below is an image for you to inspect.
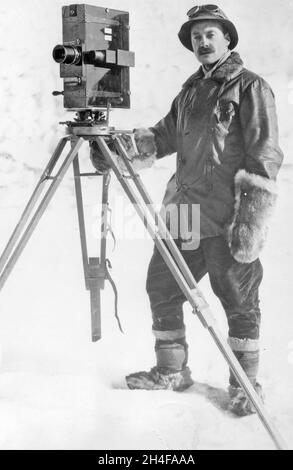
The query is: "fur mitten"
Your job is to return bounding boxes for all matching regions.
[89,140,111,174]
[118,128,157,172]
[134,128,157,159]
[226,169,278,263]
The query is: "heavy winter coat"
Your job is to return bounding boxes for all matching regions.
[150,52,283,240]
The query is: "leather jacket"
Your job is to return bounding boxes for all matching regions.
[150,52,284,238]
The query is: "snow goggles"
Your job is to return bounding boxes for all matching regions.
[187,5,222,18]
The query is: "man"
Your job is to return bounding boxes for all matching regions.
[91,5,283,416]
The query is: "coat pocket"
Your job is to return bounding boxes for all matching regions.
[211,101,237,159]
[214,101,236,135]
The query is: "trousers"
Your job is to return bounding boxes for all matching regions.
[146,236,263,341]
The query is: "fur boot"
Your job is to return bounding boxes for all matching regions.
[125,366,193,391]
[228,382,264,417]
[228,336,264,416]
[126,332,193,391]
[227,169,278,263]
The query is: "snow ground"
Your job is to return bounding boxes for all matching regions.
[0,0,293,451]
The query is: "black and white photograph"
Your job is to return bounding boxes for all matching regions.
[0,0,292,452]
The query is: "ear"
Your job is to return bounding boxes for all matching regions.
[224,32,231,45]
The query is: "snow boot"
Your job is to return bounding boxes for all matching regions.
[126,366,193,391]
[126,335,193,391]
[227,337,263,416]
[228,382,264,417]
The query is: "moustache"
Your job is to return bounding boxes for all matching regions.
[198,48,214,55]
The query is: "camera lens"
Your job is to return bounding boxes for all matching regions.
[53,45,82,65]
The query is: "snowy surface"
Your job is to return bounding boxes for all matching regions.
[0,0,293,450]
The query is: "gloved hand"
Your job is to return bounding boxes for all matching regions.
[226,169,278,263]
[90,128,157,174]
[117,128,157,172]
[89,140,111,174]
[134,128,157,160]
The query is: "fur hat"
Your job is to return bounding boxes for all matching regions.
[178,5,239,52]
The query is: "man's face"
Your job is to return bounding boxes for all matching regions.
[190,21,230,66]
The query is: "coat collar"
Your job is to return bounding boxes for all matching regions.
[183,51,244,88]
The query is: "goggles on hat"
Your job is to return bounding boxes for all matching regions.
[187,5,222,18]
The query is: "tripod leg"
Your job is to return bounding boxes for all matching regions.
[96,135,287,451]
[0,137,69,274]
[100,173,111,267]
[0,137,83,292]
[90,287,101,341]
[73,154,89,288]
[88,174,111,342]
[72,152,104,342]
[88,257,103,342]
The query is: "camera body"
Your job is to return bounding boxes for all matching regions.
[53,4,135,109]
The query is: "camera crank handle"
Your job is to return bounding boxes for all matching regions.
[52,91,64,96]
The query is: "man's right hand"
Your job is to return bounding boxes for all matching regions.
[89,128,157,175]
[134,128,157,159]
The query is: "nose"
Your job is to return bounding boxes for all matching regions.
[199,37,209,48]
